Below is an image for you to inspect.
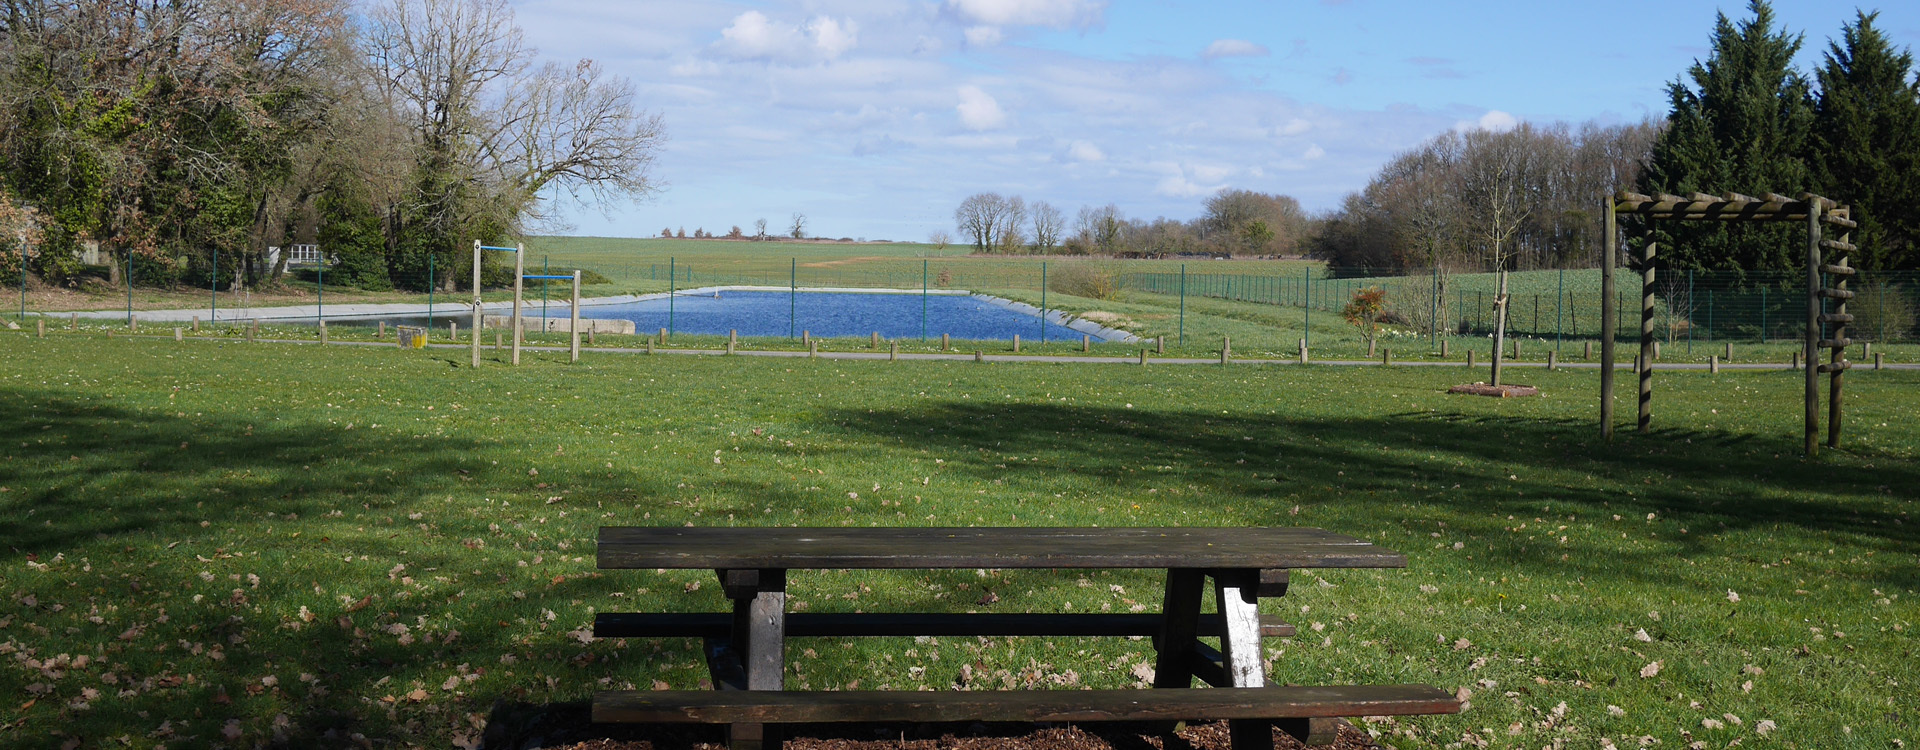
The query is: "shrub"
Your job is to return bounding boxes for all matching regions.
[1048,261,1120,300]
[1851,282,1917,342]
[1342,286,1388,346]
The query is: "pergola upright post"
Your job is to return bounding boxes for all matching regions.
[1600,197,1617,441]
[1639,238,1657,433]
[1827,205,1853,449]
[1804,206,1823,456]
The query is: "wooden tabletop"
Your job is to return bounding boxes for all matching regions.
[598,527,1404,570]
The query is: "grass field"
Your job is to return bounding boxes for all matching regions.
[1,331,1914,748]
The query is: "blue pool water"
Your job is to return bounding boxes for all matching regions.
[579,291,1117,342]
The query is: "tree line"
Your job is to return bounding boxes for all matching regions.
[950,189,1312,258]
[0,0,663,293]
[1312,2,1920,277]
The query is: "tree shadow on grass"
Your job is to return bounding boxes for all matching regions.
[0,389,792,746]
[818,401,1919,591]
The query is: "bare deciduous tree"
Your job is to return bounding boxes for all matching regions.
[1030,201,1063,253]
[753,218,768,239]
[955,193,1011,252]
[928,229,951,253]
[789,212,806,239]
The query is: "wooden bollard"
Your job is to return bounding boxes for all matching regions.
[1156,337,1165,355]
[871,331,879,349]
[1724,341,1732,361]
[1382,348,1391,366]
[941,333,949,351]
[495,331,502,350]
[730,329,738,348]
[129,317,137,331]
[248,321,258,342]
[975,350,984,363]
[726,339,735,355]
[1547,350,1556,371]
[1584,340,1592,359]
[1012,334,1020,353]
[1790,350,1800,370]
[1441,339,1449,358]
[319,321,328,344]
[173,327,182,341]
[889,341,898,361]
[1139,349,1148,365]
[802,330,810,346]
[1466,349,1475,368]
[809,340,818,358]
[1651,341,1660,360]
[450,320,458,341]
[1875,352,1884,370]
[1709,355,1719,374]
[586,329,593,346]
[1082,335,1090,352]
[192,316,200,332]
[1861,341,1871,360]
[1221,336,1231,364]
[658,327,667,344]
[1513,339,1521,359]
[378,321,386,338]
[1299,340,1308,364]
[37,319,45,337]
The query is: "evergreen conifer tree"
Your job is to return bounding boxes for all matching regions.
[1812,11,1920,271]
[1639,0,1815,275]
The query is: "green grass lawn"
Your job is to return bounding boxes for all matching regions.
[1,333,1915,748]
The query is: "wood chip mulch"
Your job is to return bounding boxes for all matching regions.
[1445,383,1540,397]
[539,719,1386,750]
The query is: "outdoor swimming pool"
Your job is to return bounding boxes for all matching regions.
[578,290,1121,342]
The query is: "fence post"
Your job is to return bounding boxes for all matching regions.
[569,270,581,363]
[1303,269,1311,347]
[668,256,675,339]
[1040,262,1047,344]
[1555,268,1564,352]
[921,259,928,340]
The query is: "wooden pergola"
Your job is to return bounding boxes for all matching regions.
[1600,191,1857,456]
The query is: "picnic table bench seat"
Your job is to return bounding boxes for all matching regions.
[594,683,1462,729]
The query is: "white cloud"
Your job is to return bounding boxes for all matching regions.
[956,85,1006,130]
[1067,140,1105,162]
[807,16,859,60]
[946,0,1106,29]
[1302,144,1326,160]
[1456,109,1518,132]
[717,11,795,59]
[715,11,858,62]
[963,25,1004,47]
[1202,39,1269,60]
[1278,118,1312,137]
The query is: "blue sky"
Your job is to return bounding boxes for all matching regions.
[510,0,1920,241]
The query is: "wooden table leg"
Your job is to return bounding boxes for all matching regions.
[1212,569,1275,750]
[719,568,787,750]
[1152,569,1204,689]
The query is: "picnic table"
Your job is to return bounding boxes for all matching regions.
[592,527,1460,750]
